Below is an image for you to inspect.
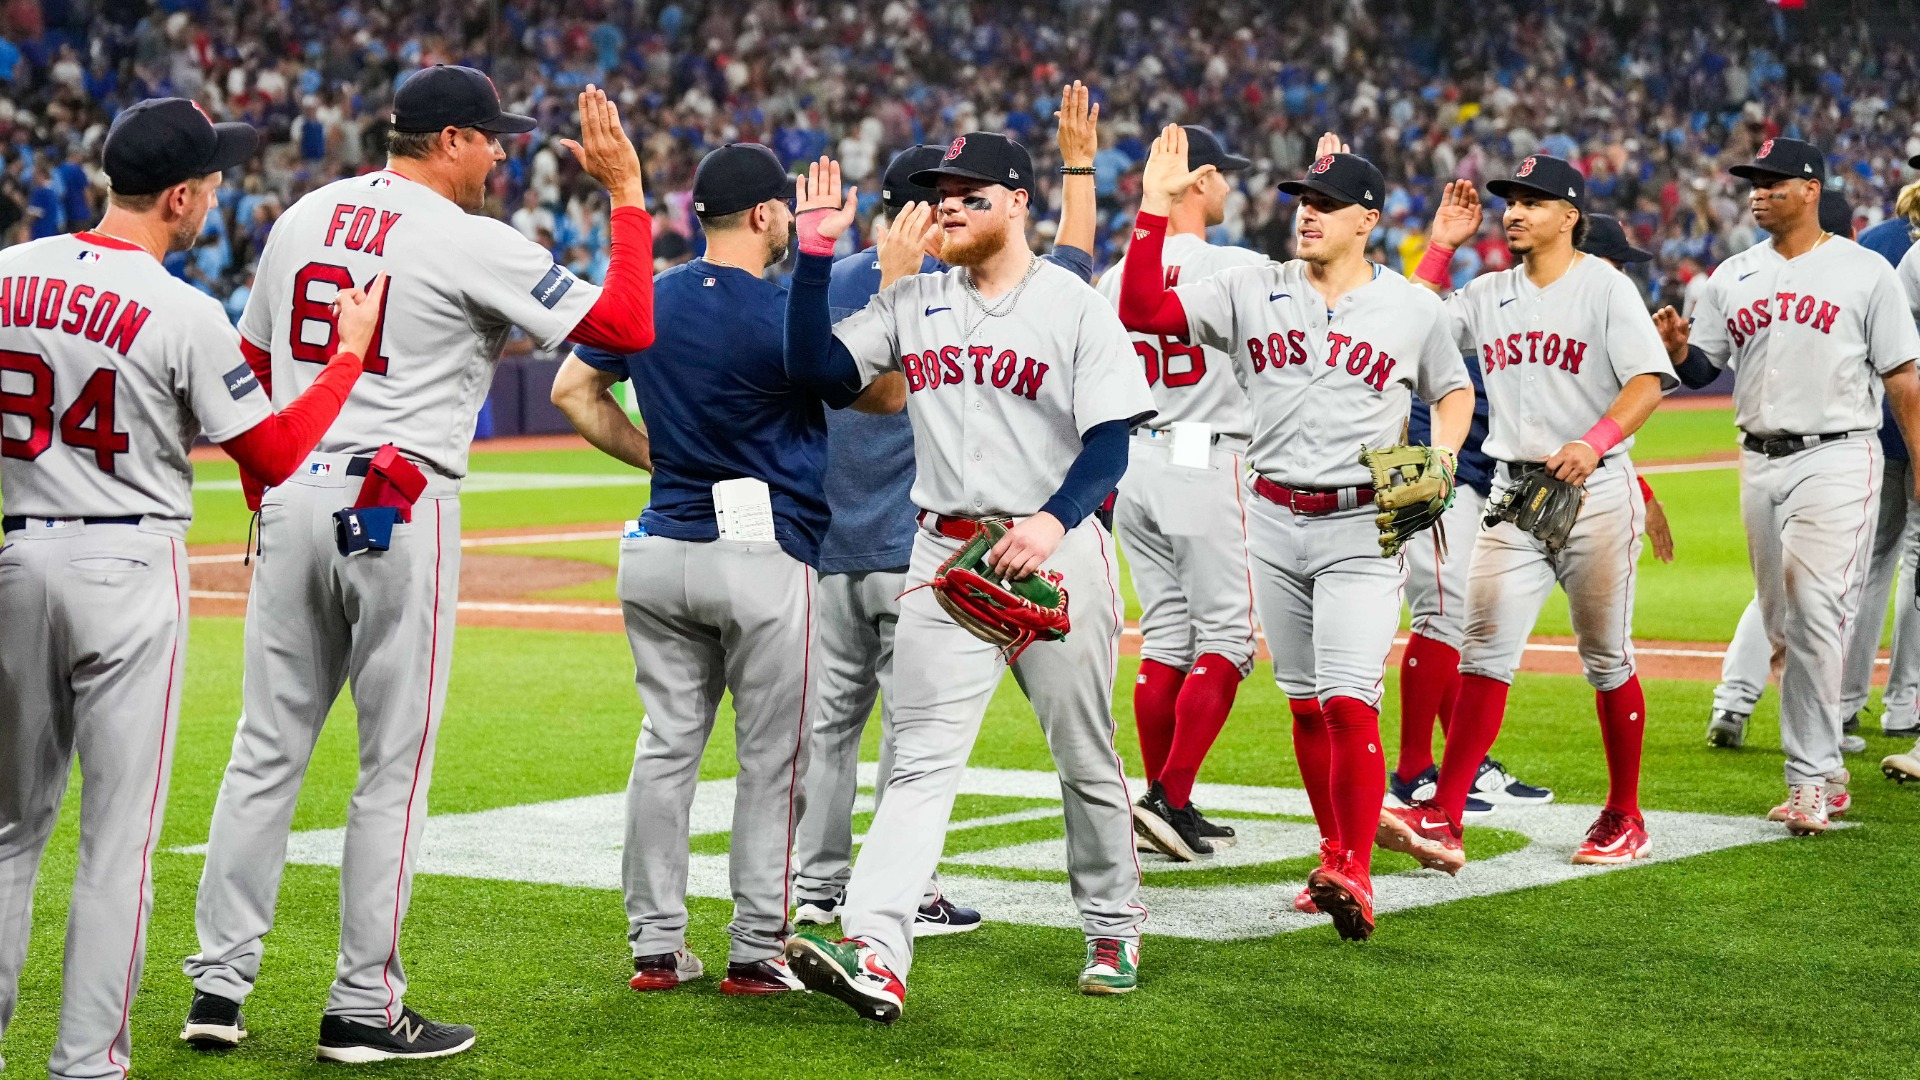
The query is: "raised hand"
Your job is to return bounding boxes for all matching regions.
[560,85,645,207]
[333,273,388,360]
[1055,80,1099,169]
[1140,124,1218,217]
[1314,131,1351,158]
[1652,306,1692,363]
[795,155,857,254]
[1430,179,1483,249]
[879,200,935,287]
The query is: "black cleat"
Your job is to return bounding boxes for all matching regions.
[1189,804,1237,843]
[316,1008,475,1063]
[181,990,247,1049]
[1132,781,1214,861]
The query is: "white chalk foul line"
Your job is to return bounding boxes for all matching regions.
[170,765,1792,941]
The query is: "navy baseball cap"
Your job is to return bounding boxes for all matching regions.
[1182,126,1251,172]
[103,98,258,196]
[1579,213,1652,264]
[1488,154,1585,209]
[1279,152,1385,211]
[391,65,536,135]
[881,145,944,208]
[910,133,1036,199]
[1818,189,1853,236]
[692,143,790,217]
[1730,137,1824,185]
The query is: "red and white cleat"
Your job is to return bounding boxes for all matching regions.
[1770,784,1831,836]
[1375,802,1465,875]
[1571,808,1651,864]
[1295,839,1341,914]
[1305,849,1376,941]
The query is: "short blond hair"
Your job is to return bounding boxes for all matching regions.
[1898,180,1920,234]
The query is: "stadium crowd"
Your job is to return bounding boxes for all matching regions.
[1,0,1917,317]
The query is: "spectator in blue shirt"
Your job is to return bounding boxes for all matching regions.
[26,165,62,239]
[55,151,91,230]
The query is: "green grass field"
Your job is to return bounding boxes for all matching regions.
[14,406,1920,1078]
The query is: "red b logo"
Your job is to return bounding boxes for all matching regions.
[1758,138,1775,159]
[1310,155,1334,174]
[1516,156,1537,177]
[945,136,966,161]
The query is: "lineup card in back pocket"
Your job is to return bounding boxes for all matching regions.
[713,477,777,541]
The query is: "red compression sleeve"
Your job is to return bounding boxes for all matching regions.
[567,206,657,353]
[218,352,365,488]
[238,338,275,510]
[1116,213,1191,337]
[1637,474,1657,504]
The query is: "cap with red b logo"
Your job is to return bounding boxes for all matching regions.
[908,132,1036,199]
[1730,137,1824,185]
[1278,152,1385,211]
[1488,154,1586,209]
[102,97,259,196]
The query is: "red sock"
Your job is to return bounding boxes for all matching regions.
[1323,696,1386,875]
[1289,698,1335,842]
[1432,674,1511,823]
[1134,659,1185,784]
[1596,677,1647,816]
[1396,633,1461,782]
[1159,654,1242,808]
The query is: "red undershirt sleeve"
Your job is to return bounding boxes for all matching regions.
[566,206,657,353]
[1116,212,1191,337]
[218,351,365,491]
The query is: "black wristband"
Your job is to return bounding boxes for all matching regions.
[1058,166,1095,175]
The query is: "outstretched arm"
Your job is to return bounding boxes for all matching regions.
[217,276,385,487]
[1117,125,1217,336]
[785,156,870,392]
[561,86,655,353]
[1052,80,1099,258]
[1411,180,1482,294]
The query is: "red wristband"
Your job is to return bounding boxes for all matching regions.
[1580,417,1625,457]
[1414,242,1457,286]
[796,209,836,256]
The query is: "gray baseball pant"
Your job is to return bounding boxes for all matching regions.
[186,455,462,1028]
[619,535,815,965]
[0,523,187,1080]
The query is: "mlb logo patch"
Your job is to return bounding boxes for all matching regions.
[369,175,392,188]
[704,277,716,287]
[76,250,100,263]
[308,461,333,476]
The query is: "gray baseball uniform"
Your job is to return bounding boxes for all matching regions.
[829,258,1155,977]
[1097,236,1262,676]
[0,232,269,1079]
[1690,235,1920,785]
[1173,261,1468,705]
[1447,255,1675,689]
[186,169,604,1026]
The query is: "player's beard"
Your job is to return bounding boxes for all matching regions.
[765,227,791,269]
[168,205,210,254]
[940,218,1011,268]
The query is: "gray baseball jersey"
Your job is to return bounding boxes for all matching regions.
[1900,243,1920,320]
[0,231,264,1078]
[824,253,1152,979]
[832,259,1157,515]
[0,233,269,534]
[1446,254,1674,461]
[1176,261,1469,488]
[239,169,601,477]
[1691,236,1920,437]
[1094,234,1260,438]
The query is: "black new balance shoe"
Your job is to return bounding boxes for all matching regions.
[316,1008,475,1063]
[180,991,247,1049]
[1189,805,1237,843]
[1132,782,1214,861]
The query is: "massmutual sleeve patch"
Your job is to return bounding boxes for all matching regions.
[223,360,262,400]
[531,264,576,310]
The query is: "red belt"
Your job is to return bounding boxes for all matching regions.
[916,510,1004,540]
[1252,476,1374,516]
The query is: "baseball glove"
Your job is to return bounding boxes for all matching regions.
[1485,468,1587,552]
[913,519,1070,663]
[1359,443,1457,557]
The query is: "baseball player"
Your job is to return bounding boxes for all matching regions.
[793,84,1102,931]
[0,99,377,1080]
[1655,139,1920,832]
[781,138,1155,1021]
[549,142,906,998]
[1091,125,1263,863]
[181,71,658,1062]
[1381,154,1676,871]
[1119,127,1472,939]
[1702,193,1902,756]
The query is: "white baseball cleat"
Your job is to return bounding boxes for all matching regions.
[1882,739,1920,783]
[1770,784,1831,835]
